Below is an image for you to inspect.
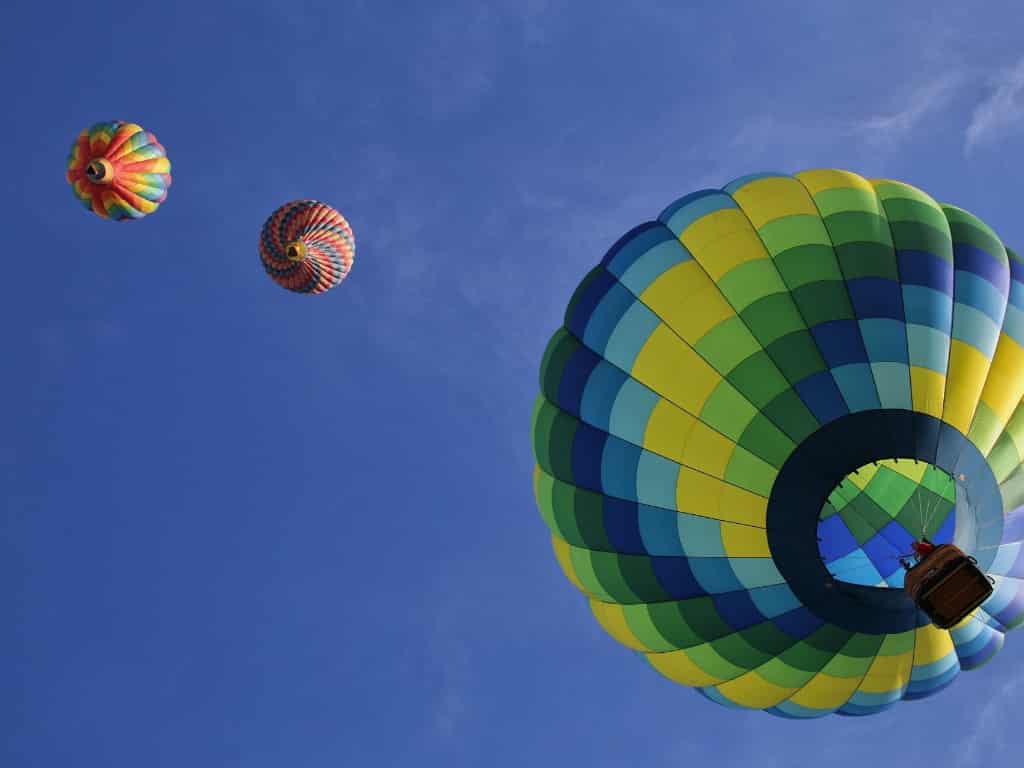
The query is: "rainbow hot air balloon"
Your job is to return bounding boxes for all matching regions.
[66,121,172,220]
[259,200,355,295]
[531,168,1024,718]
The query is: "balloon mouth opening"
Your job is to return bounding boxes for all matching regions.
[816,459,957,589]
[285,241,307,262]
[85,158,113,184]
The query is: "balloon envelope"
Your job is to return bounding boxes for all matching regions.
[532,168,1024,718]
[66,121,171,220]
[259,200,354,295]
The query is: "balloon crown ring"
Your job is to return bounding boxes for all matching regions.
[285,241,307,262]
[85,158,114,184]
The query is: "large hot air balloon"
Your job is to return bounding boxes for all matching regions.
[532,168,1024,718]
[66,121,171,220]
[259,200,354,295]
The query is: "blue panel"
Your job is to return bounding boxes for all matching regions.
[902,284,953,331]
[897,249,954,294]
[905,324,949,372]
[676,514,725,557]
[636,505,685,556]
[604,300,662,370]
[636,451,680,510]
[847,277,906,321]
[649,556,707,599]
[811,320,869,367]
[711,589,768,629]
[571,423,610,492]
[953,243,1008,295]
[579,361,629,432]
[602,497,646,554]
[860,319,909,364]
[770,605,823,639]
[598,435,641,500]
[658,190,737,236]
[793,371,849,424]
[609,379,659,446]
[831,364,882,411]
[690,557,745,594]
[557,344,602,417]
[817,515,860,561]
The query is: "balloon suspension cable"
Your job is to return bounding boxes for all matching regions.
[85,158,113,184]
[285,240,307,262]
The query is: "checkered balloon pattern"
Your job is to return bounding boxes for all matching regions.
[532,169,1024,718]
[65,121,172,221]
[259,200,355,295]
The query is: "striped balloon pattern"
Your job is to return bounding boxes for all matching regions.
[65,121,172,220]
[259,200,355,295]
[532,168,1024,718]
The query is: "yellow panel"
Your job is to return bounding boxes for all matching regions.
[551,536,586,593]
[719,484,769,526]
[847,463,879,490]
[648,648,727,687]
[680,209,769,282]
[721,522,771,557]
[978,334,1024,425]
[589,600,649,651]
[857,649,912,694]
[731,177,819,229]
[789,671,861,710]
[676,467,723,518]
[642,400,696,464]
[715,670,796,709]
[681,420,736,478]
[640,260,736,342]
[943,341,991,433]
[884,458,927,484]
[631,325,721,414]
[795,168,872,196]
[912,624,956,667]
[532,464,545,504]
[910,366,946,419]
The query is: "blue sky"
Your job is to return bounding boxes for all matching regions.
[4,1,1024,765]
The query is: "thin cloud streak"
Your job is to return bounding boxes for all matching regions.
[965,56,1024,155]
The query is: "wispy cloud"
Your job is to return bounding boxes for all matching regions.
[850,72,967,148]
[965,56,1024,155]
[958,662,1024,767]
[724,72,969,174]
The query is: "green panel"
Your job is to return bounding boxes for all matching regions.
[726,351,792,407]
[539,328,577,400]
[759,215,831,257]
[943,205,1008,262]
[717,259,789,311]
[834,241,899,280]
[741,293,809,346]
[886,220,953,259]
[739,410,805,466]
[695,317,764,373]
[724,447,778,497]
[811,187,882,218]
[791,281,855,325]
[762,389,822,440]
[773,243,845,287]
[822,211,894,249]
[764,331,827,382]
[699,383,760,443]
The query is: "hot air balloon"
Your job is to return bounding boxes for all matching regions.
[532,168,1024,718]
[66,121,171,220]
[259,200,354,295]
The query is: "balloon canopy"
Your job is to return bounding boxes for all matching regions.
[532,169,1024,718]
[259,200,355,295]
[65,121,172,220]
